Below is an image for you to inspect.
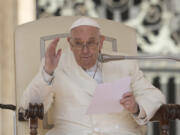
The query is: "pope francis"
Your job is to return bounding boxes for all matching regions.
[21,17,165,135]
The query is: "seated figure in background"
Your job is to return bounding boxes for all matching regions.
[21,17,165,135]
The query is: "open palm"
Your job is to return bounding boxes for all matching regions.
[44,38,61,75]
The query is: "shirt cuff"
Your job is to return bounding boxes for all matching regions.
[133,105,146,119]
[42,67,54,85]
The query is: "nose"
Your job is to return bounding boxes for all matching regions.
[82,45,89,54]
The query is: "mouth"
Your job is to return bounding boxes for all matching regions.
[81,56,92,61]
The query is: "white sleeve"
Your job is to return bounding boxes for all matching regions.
[132,105,148,125]
[42,67,54,85]
[131,62,166,125]
[21,62,55,113]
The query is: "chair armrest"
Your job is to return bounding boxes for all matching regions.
[19,103,180,135]
[150,104,180,135]
[18,103,44,135]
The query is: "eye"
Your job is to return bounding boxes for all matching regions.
[87,41,95,46]
[75,42,83,46]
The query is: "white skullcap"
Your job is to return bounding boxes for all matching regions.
[70,17,100,31]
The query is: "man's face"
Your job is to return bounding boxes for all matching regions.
[68,26,104,69]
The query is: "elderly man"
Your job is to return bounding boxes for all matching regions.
[22,17,165,135]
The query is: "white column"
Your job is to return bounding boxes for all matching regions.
[0,0,17,134]
[17,0,36,25]
[0,3,2,133]
[160,74,170,100]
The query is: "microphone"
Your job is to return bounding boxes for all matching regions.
[98,53,180,63]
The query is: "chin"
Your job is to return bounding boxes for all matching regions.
[81,64,92,69]
[81,62,94,69]
[78,58,96,69]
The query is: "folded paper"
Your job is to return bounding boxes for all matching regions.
[87,76,131,115]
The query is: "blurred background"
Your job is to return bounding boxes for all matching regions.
[0,0,180,134]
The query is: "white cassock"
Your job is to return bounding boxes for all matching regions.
[21,47,165,135]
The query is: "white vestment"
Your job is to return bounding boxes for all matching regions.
[22,47,165,135]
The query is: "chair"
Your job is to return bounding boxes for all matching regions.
[15,16,137,135]
[15,16,180,135]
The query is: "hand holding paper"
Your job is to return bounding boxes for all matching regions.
[87,76,131,115]
[120,92,139,114]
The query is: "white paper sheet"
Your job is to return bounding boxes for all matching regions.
[87,76,131,114]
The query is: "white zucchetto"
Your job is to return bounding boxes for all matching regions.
[70,17,100,31]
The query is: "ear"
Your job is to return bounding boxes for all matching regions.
[99,35,105,50]
[67,37,73,50]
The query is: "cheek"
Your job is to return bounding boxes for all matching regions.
[91,50,99,58]
[71,49,80,60]
[74,51,81,60]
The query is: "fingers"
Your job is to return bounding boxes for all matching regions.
[120,92,138,113]
[47,38,60,52]
[51,38,60,49]
[46,38,60,57]
[122,92,133,98]
[44,38,62,75]
[120,97,132,104]
[56,49,62,63]
[120,92,135,105]
[122,102,138,114]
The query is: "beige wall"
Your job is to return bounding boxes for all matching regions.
[0,0,17,134]
[0,0,36,134]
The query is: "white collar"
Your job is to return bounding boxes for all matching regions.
[85,61,98,72]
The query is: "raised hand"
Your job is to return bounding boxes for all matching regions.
[44,38,62,75]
